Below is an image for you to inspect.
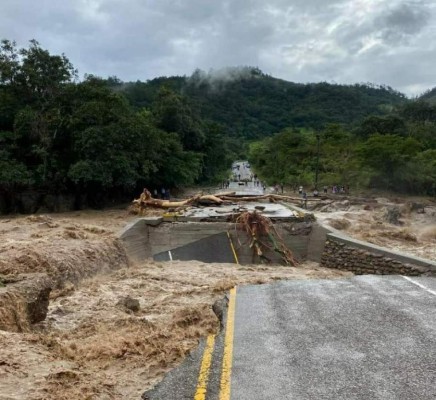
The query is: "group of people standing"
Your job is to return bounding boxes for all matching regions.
[296,184,349,198]
[221,180,231,189]
[153,188,171,200]
[273,183,285,194]
[330,185,349,194]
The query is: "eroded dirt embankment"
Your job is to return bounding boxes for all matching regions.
[0,212,130,332]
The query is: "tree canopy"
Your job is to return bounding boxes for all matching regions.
[248,103,436,196]
[0,40,232,212]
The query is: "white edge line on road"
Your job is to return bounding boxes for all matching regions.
[402,276,436,297]
[168,250,173,261]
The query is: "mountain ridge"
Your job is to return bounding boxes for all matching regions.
[118,67,408,138]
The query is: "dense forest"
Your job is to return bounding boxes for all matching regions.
[0,40,235,212]
[248,103,436,195]
[0,40,435,213]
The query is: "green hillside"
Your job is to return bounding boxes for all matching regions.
[419,87,436,104]
[121,67,407,139]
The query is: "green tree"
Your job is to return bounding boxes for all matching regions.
[1,40,76,186]
[358,134,422,190]
[67,77,148,203]
[319,124,363,188]
[152,87,205,151]
[354,115,407,138]
[249,128,315,186]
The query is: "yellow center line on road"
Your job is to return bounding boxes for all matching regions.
[219,287,237,400]
[194,334,216,400]
[227,232,239,264]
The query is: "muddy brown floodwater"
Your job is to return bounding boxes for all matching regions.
[0,195,434,399]
[314,196,436,261]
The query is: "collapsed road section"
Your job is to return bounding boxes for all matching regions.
[125,160,329,267]
[120,201,319,267]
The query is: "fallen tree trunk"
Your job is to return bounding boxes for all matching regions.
[197,194,224,205]
[132,195,202,209]
[220,195,269,201]
[213,191,236,197]
[131,189,225,213]
[131,188,321,213]
[270,194,321,202]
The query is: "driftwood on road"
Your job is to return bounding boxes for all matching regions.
[131,188,321,214]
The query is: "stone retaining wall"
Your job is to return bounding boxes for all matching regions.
[321,233,436,276]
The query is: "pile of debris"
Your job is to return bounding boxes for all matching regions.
[130,188,320,214]
[232,211,299,266]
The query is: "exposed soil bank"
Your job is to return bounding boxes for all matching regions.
[0,212,131,332]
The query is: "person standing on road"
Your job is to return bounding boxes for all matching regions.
[302,191,307,209]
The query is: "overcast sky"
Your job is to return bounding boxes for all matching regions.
[2,0,435,96]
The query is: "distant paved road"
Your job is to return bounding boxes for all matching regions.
[229,161,264,195]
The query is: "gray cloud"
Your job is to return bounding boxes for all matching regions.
[0,0,435,95]
[383,2,430,33]
[377,1,431,44]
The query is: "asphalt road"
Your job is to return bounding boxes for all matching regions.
[231,161,252,181]
[143,275,436,400]
[232,275,436,400]
[229,160,264,195]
